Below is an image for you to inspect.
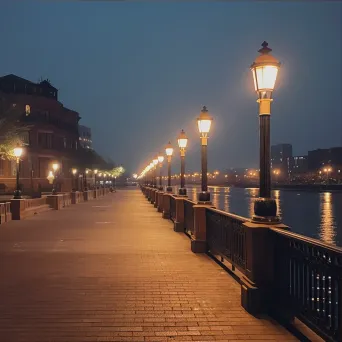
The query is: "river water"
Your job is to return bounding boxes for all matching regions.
[182,185,342,248]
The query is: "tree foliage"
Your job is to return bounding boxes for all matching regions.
[0,104,30,160]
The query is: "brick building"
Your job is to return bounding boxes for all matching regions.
[0,74,80,194]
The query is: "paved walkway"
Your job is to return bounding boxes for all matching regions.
[0,189,297,342]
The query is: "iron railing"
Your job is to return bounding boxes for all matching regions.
[206,208,249,273]
[170,196,176,222]
[184,199,195,236]
[271,229,342,342]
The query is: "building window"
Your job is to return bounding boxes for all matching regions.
[0,159,4,176]
[11,160,16,176]
[38,132,53,149]
[20,132,30,146]
[25,104,30,116]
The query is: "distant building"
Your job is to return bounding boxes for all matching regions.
[271,143,293,178]
[290,155,308,175]
[0,74,80,193]
[308,147,342,172]
[78,125,92,149]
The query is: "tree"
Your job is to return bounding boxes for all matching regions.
[0,103,30,160]
[111,166,125,178]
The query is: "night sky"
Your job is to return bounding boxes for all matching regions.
[1,2,341,174]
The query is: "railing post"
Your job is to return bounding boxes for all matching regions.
[162,193,171,219]
[10,199,26,220]
[174,197,185,232]
[191,204,210,253]
[240,221,289,315]
[157,190,164,212]
[0,203,5,224]
[154,189,159,208]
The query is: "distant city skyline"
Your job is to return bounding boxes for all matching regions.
[1,2,341,173]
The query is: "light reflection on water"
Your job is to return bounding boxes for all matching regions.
[319,192,336,245]
[181,185,342,247]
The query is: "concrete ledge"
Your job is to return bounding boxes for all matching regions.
[240,276,261,315]
[173,221,184,232]
[162,211,170,219]
[191,238,207,253]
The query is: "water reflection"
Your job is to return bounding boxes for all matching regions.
[319,192,336,245]
[274,189,282,217]
[223,187,230,212]
[183,185,342,247]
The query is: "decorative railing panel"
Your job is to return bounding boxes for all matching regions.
[170,196,176,222]
[206,209,248,273]
[271,229,342,342]
[184,199,195,236]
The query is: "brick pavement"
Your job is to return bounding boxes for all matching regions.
[0,189,297,342]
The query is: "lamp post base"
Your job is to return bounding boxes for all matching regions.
[158,186,163,191]
[178,188,187,196]
[52,188,57,195]
[198,191,210,203]
[13,189,22,199]
[252,197,280,224]
[166,186,173,193]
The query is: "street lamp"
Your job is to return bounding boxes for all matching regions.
[13,144,23,199]
[52,162,60,195]
[157,153,164,190]
[165,142,173,192]
[178,129,188,196]
[94,169,98,188]
[84,169,89,191]
[197,106,213,202]
[153,157,158,188]
[72,168,77,191]
[323,167,332,183]
[251,41,281,223]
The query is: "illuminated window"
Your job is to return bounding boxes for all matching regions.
[25,105,30,116]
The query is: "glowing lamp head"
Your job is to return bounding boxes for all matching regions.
[165,142,173,157]
[86,169,89,174]
[52,163,59,172]
[94,169,98,174]
[99,172,102,177]
[157,153,164,164]
[72,168,77,175]
[13,144,23,158]
[153,158,158,166]
[178,129,188,149]
[133,173,138,179]
[251,41,280,99]
[197,106,213,137]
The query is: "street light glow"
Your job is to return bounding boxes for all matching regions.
[13,145,23,158]
[197,106,213,137]
[178,129,188,149]
[251,41,280,98]
[165,142,173,156]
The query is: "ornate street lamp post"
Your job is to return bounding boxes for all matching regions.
[52,162,60,195]
[13,144,23,199]
[197,106,213,202]
[178,129,188,196]
[84,169,89,191]
[94,169,98,188]
[153,157,158,188]
[149,162,154,186]
[72,168,77,191]
[165,142,174,192]
[157,153,164,190]
[250,41,281,223]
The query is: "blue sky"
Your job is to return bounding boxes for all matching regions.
[1,2,341,173]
